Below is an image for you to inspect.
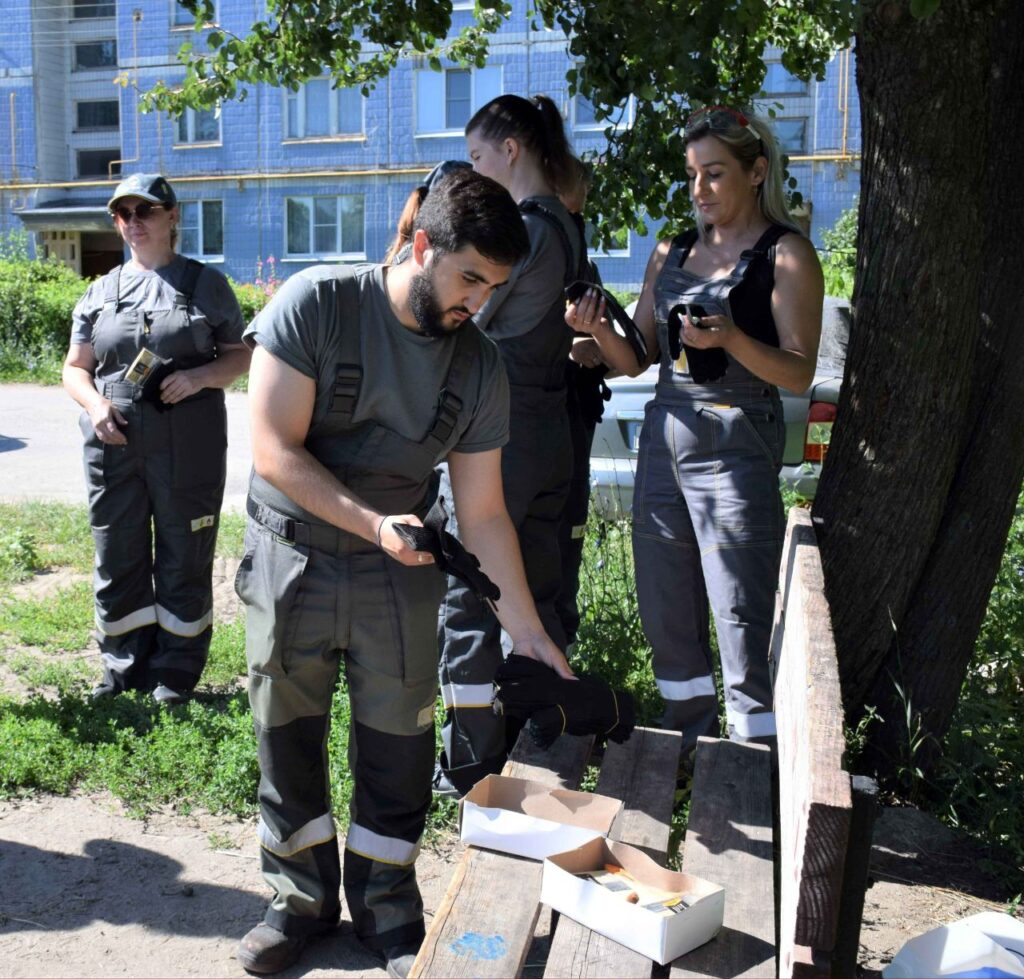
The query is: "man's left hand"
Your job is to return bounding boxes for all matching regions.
[512,633,575,679]
[160,369,203,404]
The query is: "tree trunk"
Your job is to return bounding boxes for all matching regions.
[812,0,1024,777]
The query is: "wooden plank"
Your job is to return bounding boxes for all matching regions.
[832,776,879,979]
[773,508,853,978]
[672,737,775,979]
[409,733,594,978]
[542,727,682,979]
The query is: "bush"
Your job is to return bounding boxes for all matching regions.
[820,199,857,300]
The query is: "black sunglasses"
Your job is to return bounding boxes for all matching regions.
[111,202,168,222]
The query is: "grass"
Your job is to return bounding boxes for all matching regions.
[2,494,1022,889]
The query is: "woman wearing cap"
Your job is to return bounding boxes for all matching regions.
[435,94,583,796]
[62,172,250,704]
[569,107,823,758]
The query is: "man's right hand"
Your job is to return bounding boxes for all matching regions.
[89,399,128,445]
[377,514,436,566]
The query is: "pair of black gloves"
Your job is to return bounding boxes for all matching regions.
[395,498,636,749]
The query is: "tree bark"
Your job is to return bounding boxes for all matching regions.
[812,0,1024,775]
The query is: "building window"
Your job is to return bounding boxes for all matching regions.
[285,80,363,139]
[775,118,808,154]
[574,93,633,131]
[173,1,218,27]
[77,149,121,178]
[175,106,220,144]
[585,220,629,258]
[74,40,117,71]
[285,195,365,258]
[179,200,224,259]
[76,100,120,131]
[73,0,115,17]
[762,62,808,96]
[415,66,502,134]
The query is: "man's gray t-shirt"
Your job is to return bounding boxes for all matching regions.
[71,254,244,346]
[244,264,509,514]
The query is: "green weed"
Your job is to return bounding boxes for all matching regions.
[0,528,40,583]
[202,616,247,689]
[0,580,94,651]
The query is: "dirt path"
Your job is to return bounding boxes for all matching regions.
[0,794,462,978]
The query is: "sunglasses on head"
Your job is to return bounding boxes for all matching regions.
[111,202,168,222]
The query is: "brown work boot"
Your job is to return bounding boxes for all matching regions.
[237,923,306,974]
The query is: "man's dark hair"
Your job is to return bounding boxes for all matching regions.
[414,169,528,266]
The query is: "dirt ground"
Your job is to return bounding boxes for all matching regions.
[0,564,1017,976]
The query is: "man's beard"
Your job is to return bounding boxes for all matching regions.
[409,263,471,338]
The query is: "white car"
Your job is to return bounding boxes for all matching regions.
[589,297,849,517]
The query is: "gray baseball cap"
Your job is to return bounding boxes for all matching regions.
[107,173,177,210]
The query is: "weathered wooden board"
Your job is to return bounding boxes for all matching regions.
[409,732,593,978]
[671,737,776,979]
[542,727,682,978]
[772,507,852,978]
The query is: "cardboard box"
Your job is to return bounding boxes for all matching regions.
[541,837,725,965]
[459,774,622,861]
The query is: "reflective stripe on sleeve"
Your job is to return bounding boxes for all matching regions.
[345,823,421,867]
[156,603,213,638]
[441,682,495,710]
[726,707,777,739]
[655,674,716,701]
[257,813,336,858]
[95,604,158,637]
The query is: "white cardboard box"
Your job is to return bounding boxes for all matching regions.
[459,774,622,861]
[541,837,726,965]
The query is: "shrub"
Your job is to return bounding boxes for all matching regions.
[820,199,857,300]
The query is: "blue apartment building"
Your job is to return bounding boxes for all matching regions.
[0,1,860,288]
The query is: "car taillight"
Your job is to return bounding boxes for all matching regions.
[804,402,836,463]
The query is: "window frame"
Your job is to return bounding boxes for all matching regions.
[283,79,365,141]
[573,93,634,133]
[73,39,117,72]
[775,117,809,155]
[283,194,366,261]
[75,98,120,132]
[414,65,503,137]
[76,148,121,179]
[178,199,225,262]
[761,62,809,97]
[72,0,115,19]
[173,105,222,146]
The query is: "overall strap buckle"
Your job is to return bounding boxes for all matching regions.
[328,363,363,423]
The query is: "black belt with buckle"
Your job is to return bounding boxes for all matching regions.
[246,497,352,554]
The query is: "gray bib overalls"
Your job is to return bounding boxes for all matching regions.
[237,268,478,949]
[437,198,579,794]
[82,260,227,694]
[633,227,789,751]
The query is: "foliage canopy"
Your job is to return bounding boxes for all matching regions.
[146,0,858,243]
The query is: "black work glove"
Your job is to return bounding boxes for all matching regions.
[667,304,728,384]
[392,496,501,603]
[492,654,635,749]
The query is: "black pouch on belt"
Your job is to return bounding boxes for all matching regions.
[569,361,612,427]
[492,654,635,749]
[392,496,501,603]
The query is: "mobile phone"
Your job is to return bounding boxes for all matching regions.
[686,303,709,329]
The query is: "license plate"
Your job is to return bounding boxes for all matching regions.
[625,421,642,453]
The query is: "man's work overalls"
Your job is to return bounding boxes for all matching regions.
[82,260,227,694]
[237,276,476,950]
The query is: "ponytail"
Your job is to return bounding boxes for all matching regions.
[384,186,427,264]
[466,93,580,197]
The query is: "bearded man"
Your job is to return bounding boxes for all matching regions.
[234,169,572,978]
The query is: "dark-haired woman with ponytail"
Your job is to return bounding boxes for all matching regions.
[435,94,582,796]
